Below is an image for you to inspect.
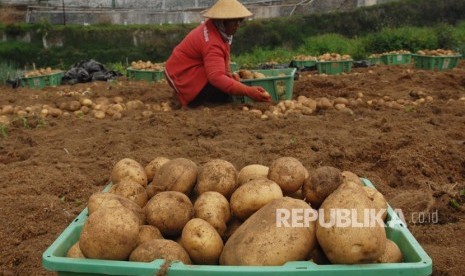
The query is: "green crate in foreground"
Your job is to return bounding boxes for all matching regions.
[127,68,165,82]
[42,179,432,276]
[233,68,296,104]
[317,60,353,75]
[412,54,461,71]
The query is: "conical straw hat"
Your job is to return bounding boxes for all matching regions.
[202,0,253,19]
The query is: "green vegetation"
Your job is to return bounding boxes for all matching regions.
[0,0,465,69]
[0,61,21,83]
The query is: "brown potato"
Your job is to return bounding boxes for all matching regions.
[111,158,148,187]
[66,242,85,258]
[137,225,164,245]
[79,206,140,260]
[129,239,191,264]
[145,191,194,237]
[181,218,224,264]
[302,166,343,208]
[267,157,306,194]
[144,157,170,182]
[377,239,403,263]
[194,191,230,237]
[87,192,145,225]
[237,164,269,186]
[230,178,283,221]
[363,186,388,221]
[220,197,317,266]
[342,170,364,186]
[152,158,198,195]
[316,182,387,264]
[109,179,148,208]
[195,159,238,199]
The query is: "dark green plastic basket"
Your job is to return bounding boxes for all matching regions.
[381,54,412,65]
[317,60,353,75]
[42,179,432,276]
[20,75,47,89]
[290,60,317,69]
[412,54,461,70]
[126,68,165,82]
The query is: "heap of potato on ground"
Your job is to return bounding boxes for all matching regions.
[67,156,403,266]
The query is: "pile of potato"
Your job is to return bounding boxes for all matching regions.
[318,53,352,62]
[23,67,61,78]
[381,50,411,55]
[368,53,382,58]
[237,69,267,80]
[67,156,404,267]
[293,55,318,61]
[416,49,460,56]
[130,60,164,71]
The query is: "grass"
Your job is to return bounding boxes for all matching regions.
[0,124,8,139]
[0,61,21,84]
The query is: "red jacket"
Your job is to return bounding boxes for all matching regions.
[165,19,239,106]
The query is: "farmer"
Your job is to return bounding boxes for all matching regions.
[164,0,271,107]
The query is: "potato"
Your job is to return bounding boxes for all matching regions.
[363,186,388,221]
[223,217,242,241]
[342,170,364,186]
[220,197,317,266]
[145,191,194,237]
[267,157,306,194]
[145,157,170,182]
[111,158,148,187]
[129,239,191,264]
[181,218,224,264]
[67,242,85,258]
[237,164,269,186]
[195,159,238,199]
[302,166,343,208]
[377,239,403,263]
[152,158,198,195]
[316,182,387,264]
[194,191,230,237]
[79,206,140,260]
[109,179,148,208]
[230,178,283,221]
[137,225,164,245]
[87,192,145,225]
[307,243,330,264]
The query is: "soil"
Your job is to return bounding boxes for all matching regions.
[0,62,464,275]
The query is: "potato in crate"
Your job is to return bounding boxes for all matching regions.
[233,68,296,103]
[413,49,461,71]
[380,50,412,65]
[127,60,165,82]
[316,53,353,75]
[42,177,432,276]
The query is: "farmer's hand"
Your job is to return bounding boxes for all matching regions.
[232,72,241,81]
[245,86,271,102]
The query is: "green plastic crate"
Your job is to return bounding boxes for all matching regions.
[368,57,382,66]
[230,62,239,72]
[289,60,317,69]
[126,68,165,82]
[317,60,353,75]
[47,71,64,86]
[412,54,461,70]
[20,75,48,89]
[42,179,432,276]
[233,68,296,104]
[381,54,412,65]
[20,71,64,89]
